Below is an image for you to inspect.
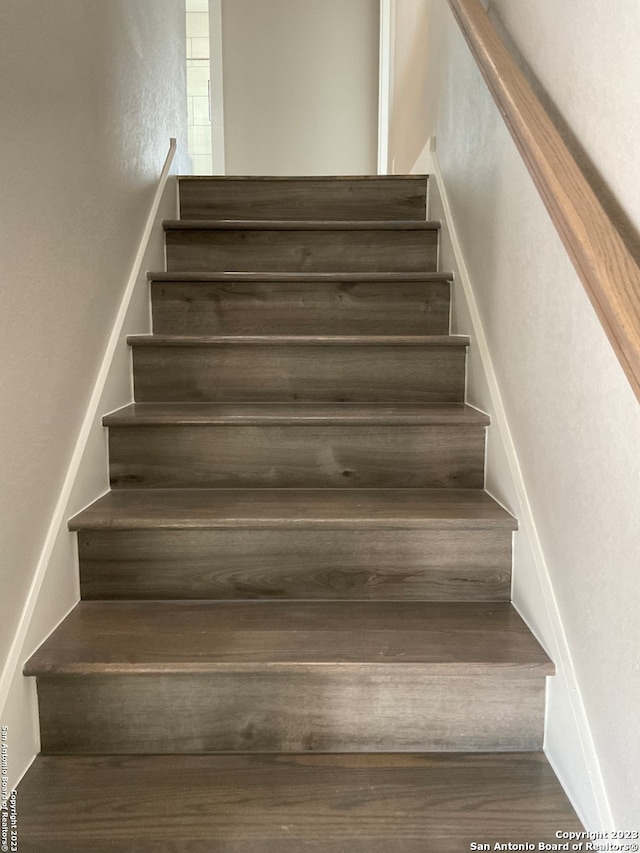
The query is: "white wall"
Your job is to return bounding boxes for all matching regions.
[220,0,379,175]
[388,0,640,830]
[387,0,432,173]
[0,0,186,785]
[488,0,640,241]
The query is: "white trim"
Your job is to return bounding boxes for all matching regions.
[209,0,225,175]
[0,139,178,781]
[426,139,613,830]
[377,0,393,175]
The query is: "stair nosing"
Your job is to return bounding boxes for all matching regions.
[68,488,517,532]
[25,660,553,677]
[146,271,454,282]
[24,601,553,678]
[103,403,490,428]
[177,175,428,181]
[162,219,440,231]
[127,334,469,347]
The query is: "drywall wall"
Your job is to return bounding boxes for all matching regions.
[387,0,432,174]
[388,0,640,829]
[220,0,379,175]
[427,148,608,828]
[0,0,186,785]
[488,0,640,249]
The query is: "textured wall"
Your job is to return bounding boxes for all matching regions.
[0,0,186,775]
[221,0,379,175]
[389,0,640,829]
[489,0,640,243]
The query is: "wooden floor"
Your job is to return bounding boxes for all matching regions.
[17,752,582,852]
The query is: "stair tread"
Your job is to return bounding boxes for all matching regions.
[24,601,552,675]
[147,270,453,282]
[104,402,490,427]
[128,334,469,347]
[163,219,440,231]
[178,174,428,180]
[17,752,582,850]
[69,488,517,530]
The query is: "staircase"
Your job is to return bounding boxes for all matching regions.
[18,176,582,850]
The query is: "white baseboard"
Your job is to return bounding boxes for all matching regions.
[420,138,613,830]
[0,139,178,791]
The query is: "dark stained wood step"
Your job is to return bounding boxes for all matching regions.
[77,485,512,601]
[128,334,468,346]
[17,753,582,852]
[106,405,487,489]
[164,222,438,273]
[149,276,451,335]
[77,526,513,602]
[25,601,552,674]
[69,488,517,531]
[106,429,484,489]
[163,219,439,231]
[147,271,453,281]
[30,670,547,753]
[129,336,468,403]
[103,402,489,426]
[178,174,429,221]
[25,602,551,753]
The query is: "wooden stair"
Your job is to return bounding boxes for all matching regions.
[129,334,468,403]
[17,753,581,853]
[149,272,452,335]
[25,600,551,754]
[74,487,514,602]
[163,219,439,273]
[18,175,582,847]
[105,402,489,489]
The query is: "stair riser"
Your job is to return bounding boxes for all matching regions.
[179,177,428,221]
[78,528,512,601]
[132,345,466,403]
[108,425,485,490]
[164,229,438,273]
[36,672,544,753]
[151,280,451,336]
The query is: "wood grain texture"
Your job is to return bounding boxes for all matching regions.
[164,226,438,273]
[21,174,569,832]
[78,527,512,601]
[448,0,640,401]
[178,176,428,221]
[131,342,467,403]
[150,278,451,335]
[103,402,490,426]
[27,602,550,754]
[69,488,518,531]
[163,220,438,231]
[17,753,582,852]
[108,424,486,489]
[26,601,548,673]
[147,271,453,281]
[129,333,468,346]
[34,672,546,753]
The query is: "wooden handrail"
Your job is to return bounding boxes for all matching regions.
[447,0,640,402]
